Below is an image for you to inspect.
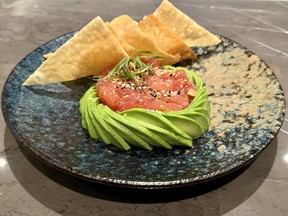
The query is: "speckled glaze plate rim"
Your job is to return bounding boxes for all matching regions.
[1,31,286,189]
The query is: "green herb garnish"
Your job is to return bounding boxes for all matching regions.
[97,51,163,82]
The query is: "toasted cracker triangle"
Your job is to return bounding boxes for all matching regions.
[154,0,221,47]
[23,16,128,85]
[108,15,180,65]
[138,14,196,62]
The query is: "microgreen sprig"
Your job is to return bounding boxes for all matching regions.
[102,50,163,82]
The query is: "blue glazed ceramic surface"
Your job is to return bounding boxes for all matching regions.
[1,32,286,188]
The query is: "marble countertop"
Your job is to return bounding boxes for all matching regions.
[1,0,288,215]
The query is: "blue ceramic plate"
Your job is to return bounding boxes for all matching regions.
[1,32,286,189]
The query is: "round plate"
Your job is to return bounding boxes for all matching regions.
[1,32,286,189]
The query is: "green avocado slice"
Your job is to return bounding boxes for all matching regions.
[102,105,172,149]
[192,98,210,112]
[80,85,112,144]
[163,105,210,117]
[79,84,98,129]
[101,106,153,150]
[79,93,88,129]
[164,111,209,132]
[195,87,207,99]
[187,108,211,126]
[193,76,203,91]
[81,95,98,130]
[164,114,203,139]
[192,107,211,121]
[85,99,99,139]
[184,112,210,131]
[135,119,192,147]
[80,85,101,138]
[194,91,208,102]
[79,88,91,128]
[90,105,111,145]
[120,108,191,140]
[125,117,172,149]
[94,105,131,150]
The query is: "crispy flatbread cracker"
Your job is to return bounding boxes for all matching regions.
[104,21,135,56]
[154,0,221,47]
[108,15,179,65]
[138,14,196,61]
[23,16,128,85]
[43,52,54,59]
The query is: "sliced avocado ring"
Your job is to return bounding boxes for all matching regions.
[79,84,98,129]
[164,111,209,132]
[79,86,95,128]
[102,105,172,149]
[195,87,207,99]
[85,100,99,139]
[124,117,172,149]
[189,108,211,125]
[90,105,111,145]
[164,114,203,139]
[102,106,153,150]
[79,93,86,115]
[163,100,210,121]
[163,106,210,117]
[192,98,210,112]
[79,93,88,129]
[194,91,208,102]
[120,108,191,140]
[95,105,131,150]
[135,119,192,147]
[80,85,100,137]
[191,73,203,90]
[183,112,210,131]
